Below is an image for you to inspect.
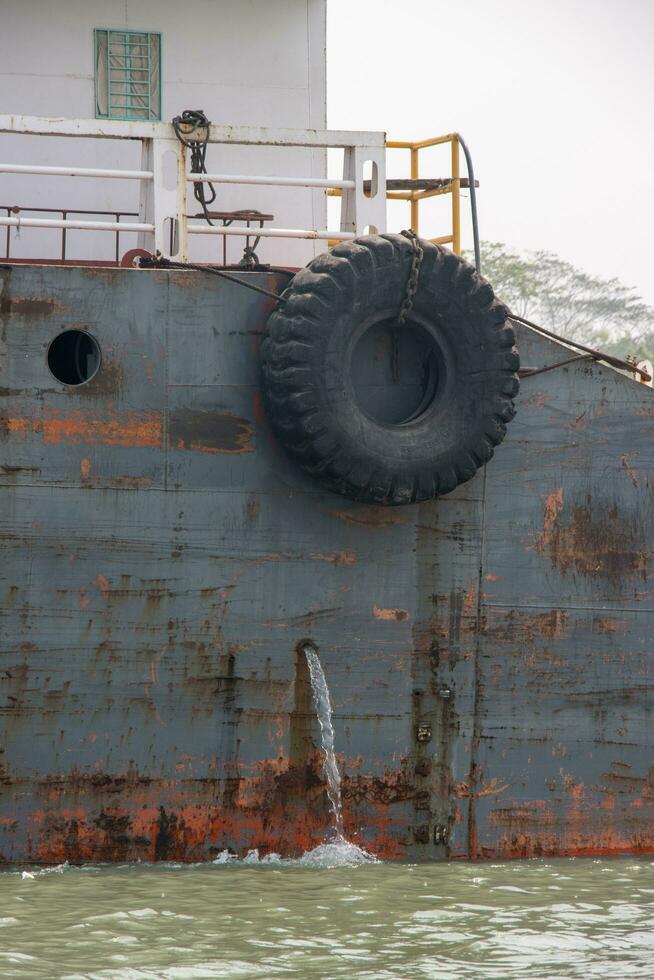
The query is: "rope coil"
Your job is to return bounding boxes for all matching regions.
[172,109,216,226]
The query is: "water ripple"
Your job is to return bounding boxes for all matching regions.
[0,858,652,978]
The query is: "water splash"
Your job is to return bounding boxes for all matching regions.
[304,644,344,838]
[297,837,376,866]
[212,840,376,868]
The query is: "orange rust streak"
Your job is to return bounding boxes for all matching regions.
[5,418,30,436]
[541,488,564,541]
[42,413,163,447]
[7,412,164,448]
[327,506,406,529]
[373,604,410,623]
[621,452,639,488]
[175,435,255,455]
[310,550,356,566]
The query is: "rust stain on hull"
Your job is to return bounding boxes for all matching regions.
[2,409,256,454]
[373,605,410,623]
[4,295,65,316]
[0,763,412,864]
[309,550,356,566]
[533,489,649,582]
[3,411,163,448]
[169,409,255,455]
[486,789,654,860]
[327,506,407,529]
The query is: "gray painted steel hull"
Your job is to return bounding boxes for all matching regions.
[1,262,652,862]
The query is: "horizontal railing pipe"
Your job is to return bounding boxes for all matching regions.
[187,224,354,242]
[0,216,153,233]
[0,164,153,180]
[187,173,356,190]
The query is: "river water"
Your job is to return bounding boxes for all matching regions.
[1,856,653,979]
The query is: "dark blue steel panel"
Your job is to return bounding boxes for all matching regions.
[0,265,652,862]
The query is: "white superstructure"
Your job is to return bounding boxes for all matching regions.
[0,0,335,266]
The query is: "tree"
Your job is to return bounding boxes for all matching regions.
[465,241,654,361]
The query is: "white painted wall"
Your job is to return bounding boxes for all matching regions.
[0,0,327,266]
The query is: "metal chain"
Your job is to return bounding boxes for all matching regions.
[392,229,424,382]
[398,229,424,325]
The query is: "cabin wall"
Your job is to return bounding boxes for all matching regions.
[0,0,327,267]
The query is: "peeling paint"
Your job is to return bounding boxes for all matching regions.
[169,410,255,455]
[533,490,649,582]
[309,550,356,566]
[373,605,410,623]
[3,411,163,448]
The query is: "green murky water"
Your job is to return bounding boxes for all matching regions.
[1,856,653,978]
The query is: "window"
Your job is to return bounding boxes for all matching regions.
[95,29,161,121]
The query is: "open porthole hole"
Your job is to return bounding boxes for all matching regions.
[350,318,444,425]
[48,330,101,386]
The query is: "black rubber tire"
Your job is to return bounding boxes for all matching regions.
[260,233,519,505]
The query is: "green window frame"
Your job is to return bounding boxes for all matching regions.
[94,29,161,121]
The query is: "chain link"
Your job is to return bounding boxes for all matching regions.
[391,229,424,382]
[398,229,424,325]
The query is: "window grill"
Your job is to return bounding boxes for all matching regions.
[95,29,161,121]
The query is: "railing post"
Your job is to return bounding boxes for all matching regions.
[410,146,419,233]
[138,139,154,254]
[176,142,188,261]
[341,145,387,236]
[138,135,186,259]
[451,137,461,254]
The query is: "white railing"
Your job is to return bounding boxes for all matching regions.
[0,115,387,262]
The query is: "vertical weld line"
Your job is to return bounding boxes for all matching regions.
[105,30,110,119]
[467,464,488,860]
[163,274,169,490]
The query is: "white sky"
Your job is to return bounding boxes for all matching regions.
[327,0,654,306]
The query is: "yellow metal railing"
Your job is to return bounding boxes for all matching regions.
[328,133,462,251]
[385,133,461,251]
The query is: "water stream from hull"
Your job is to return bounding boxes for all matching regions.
[303,645,375,864]
[304,645,344,838]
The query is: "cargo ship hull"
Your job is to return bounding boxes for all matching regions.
[1,262,652,862]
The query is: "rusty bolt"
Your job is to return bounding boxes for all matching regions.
[413,824,430,844]
[433,824,449,845]
[416,723,432,742]
[414,791,431,810]
[414,759,432,777]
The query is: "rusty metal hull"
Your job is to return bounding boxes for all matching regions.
[1,263,653,863]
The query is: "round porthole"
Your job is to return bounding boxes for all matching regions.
[47,330,101,386]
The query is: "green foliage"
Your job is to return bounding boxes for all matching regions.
[464,241,654,360]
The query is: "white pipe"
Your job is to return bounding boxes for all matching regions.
[0,163,153,180]
[187,224,354,241]
[0,216,153,233]
[187,172,355,190]
[0,215,351,243]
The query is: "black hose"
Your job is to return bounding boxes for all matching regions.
[454,133,481,274]
[140,256,287,303]
[172,110,216,225]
